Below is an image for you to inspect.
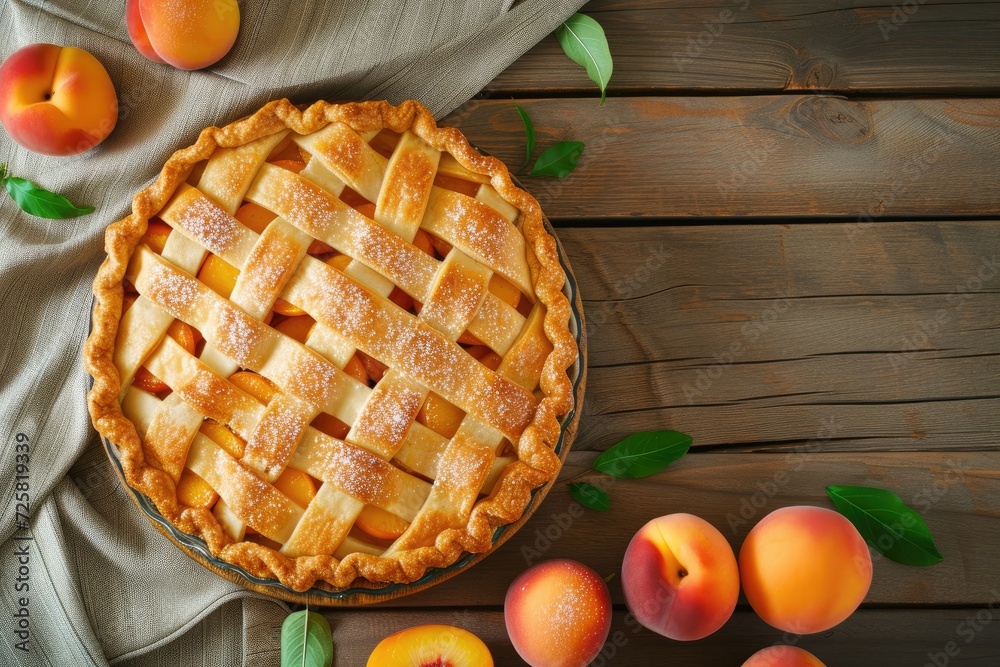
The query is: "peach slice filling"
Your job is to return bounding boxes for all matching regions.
[131,130,535,546]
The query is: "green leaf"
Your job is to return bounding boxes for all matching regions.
[513,100,535,172]
[531,141,584,178]
[827,485,944,566]
[556,13,613,104]
[1,164,94,219]
[568,482,610,511]
[593,431,692,479]
[281,610,333,667]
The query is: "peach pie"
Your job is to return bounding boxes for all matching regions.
[84,99,577,592]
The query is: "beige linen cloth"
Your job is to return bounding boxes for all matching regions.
[0,1,585,665]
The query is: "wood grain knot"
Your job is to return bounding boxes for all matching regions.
[788,96,873,145]
[804,61,837,89]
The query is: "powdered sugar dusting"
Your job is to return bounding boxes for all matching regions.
[240,236,301,308]
[441,194,507,268]
[352,384,421,453]
[214,306,265,368]
[246,400,309,478]
[282,347,337,408]
[174,195,241,255]
[147,262,199,317]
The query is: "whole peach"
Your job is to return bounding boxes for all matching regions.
[130,0,240,70]
[0,44,118,156]
[739,505,872,634]
[742,645,827,667]
[622,513,740,641]
[505,559,612,667]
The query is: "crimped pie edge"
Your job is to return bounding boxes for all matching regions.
[83,98,577,592]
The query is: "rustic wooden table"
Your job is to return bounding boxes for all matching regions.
[324,2,1000,664]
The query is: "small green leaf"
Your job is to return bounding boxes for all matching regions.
[531,141,584,178]
[827,485,944,566]
[513,100,535,172]
[593,431,692,479]
[1,165,94,219]
[568,482,610,511]
[281,610,333,667]
[556,13,614,104]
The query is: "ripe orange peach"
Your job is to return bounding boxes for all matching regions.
[128,0,240,70]
[742,645,827,667]
[125,0,165,64]
[0,44,117,156]
[505,559,611,667]
[739,506,872,634]
[622,513,739,641]
[367,625,493,666]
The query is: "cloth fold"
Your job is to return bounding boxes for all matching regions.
[0,1,585,664]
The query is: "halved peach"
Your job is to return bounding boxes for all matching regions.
[367,625,493,667]
[356,505,409,541]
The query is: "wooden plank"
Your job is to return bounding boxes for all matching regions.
[443,96,1000,219]
[368,450,1000,609]
[325,607,1000,665]
[553,222,1000,451]
[486,0,1000,94]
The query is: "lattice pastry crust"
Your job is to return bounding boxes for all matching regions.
[84,99,576,592]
